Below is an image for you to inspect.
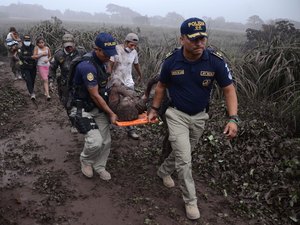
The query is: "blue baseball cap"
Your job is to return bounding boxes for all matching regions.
[95,32,117,57]
[180,17,207,40]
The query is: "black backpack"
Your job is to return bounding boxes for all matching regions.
[64,52,110,111]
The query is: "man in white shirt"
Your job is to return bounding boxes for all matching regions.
[108,33,143,139]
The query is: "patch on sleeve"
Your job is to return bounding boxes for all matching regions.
[86,73,94,81]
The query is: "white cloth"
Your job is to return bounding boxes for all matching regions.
[5,32,18,46]
[110,44,138,88]
[6,32,14,41]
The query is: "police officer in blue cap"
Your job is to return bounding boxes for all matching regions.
[148,17,239,220]
[69,32,118,180]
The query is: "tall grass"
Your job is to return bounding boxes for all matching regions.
[234,21,300,134]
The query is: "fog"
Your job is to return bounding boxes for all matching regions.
[1,0,299,23]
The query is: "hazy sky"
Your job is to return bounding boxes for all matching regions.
[1,0,299,23]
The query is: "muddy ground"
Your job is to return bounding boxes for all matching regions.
[0,56,263,225]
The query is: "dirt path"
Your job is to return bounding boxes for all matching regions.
[0,56,249,225]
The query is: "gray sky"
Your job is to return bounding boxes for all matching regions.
[1,0,299,23]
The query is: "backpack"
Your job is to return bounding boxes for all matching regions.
[64,52,110,111]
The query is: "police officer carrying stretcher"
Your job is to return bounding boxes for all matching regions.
[69,32,118,180]
[148,17,239,220]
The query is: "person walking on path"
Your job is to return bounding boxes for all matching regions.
[18,34,37,100]
[49,33,86,104]
[107,33,143,140]
[148,17,239,220]
[33,37,51,101]
[5,27,22,80]
[69,32,118,180]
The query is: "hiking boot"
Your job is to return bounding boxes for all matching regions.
[98,170,111,181]
[30,93,36,101]
[158,172,175,188]
[185,203,200,220]
[128,130,139,140]
[81,162,93,178]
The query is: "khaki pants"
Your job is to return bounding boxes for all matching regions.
[71,107,111,173]
[157,107,209,204]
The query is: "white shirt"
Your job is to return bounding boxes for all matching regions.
[5,32,19,46]
[110,44,139,88]
[6,32,14,41]
[37,47,50,66]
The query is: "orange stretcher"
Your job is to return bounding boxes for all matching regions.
[115,112,159,127]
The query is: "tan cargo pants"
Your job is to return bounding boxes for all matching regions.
[71,107,111,173]
[157,107,209,204]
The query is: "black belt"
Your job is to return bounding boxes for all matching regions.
[169,105,203,116]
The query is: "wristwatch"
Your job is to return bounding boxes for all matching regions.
[228,115,240,124]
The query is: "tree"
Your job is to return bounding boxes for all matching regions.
[164,12,184,26]
[106,3,141,23]
[245,20,300,48]
[246,15,264,29]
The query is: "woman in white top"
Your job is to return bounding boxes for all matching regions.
[33,37,52,100]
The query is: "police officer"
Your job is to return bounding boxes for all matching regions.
[49,33,86,104]
[18,34,37,100]
[148,17,239,220]
[69,32,118,180]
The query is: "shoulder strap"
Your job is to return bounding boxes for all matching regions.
[67,52,109,89]
[207,45,225,60]
[164,47,180,61]
[54,48,62,54]
[67,54,88,88]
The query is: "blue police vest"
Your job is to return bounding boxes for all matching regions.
[72,52,110,111]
